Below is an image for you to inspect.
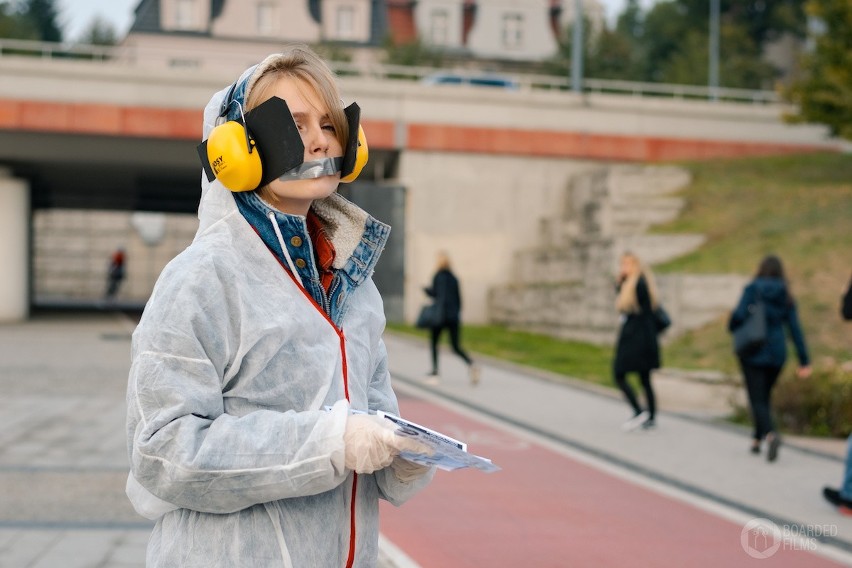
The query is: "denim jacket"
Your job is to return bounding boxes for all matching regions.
[234,191,390,326]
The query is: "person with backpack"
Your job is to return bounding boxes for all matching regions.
[728,255,811,462]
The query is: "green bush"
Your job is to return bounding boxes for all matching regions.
[771,363,852,437]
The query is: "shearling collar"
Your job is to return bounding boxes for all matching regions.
[233,190,390,322]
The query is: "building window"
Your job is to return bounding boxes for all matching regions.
[257,2,277,35]
[430,9,448,45]
[175,0,196,30]
[336,6,355,39]
[502,13,523,49]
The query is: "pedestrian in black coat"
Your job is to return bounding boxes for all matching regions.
[424,252,480,385]
[728,255,811,462]
[613,252,661,431]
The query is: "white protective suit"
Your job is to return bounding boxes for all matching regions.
[126,61,433,567]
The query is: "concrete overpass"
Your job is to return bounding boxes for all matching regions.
[0,52,842,322]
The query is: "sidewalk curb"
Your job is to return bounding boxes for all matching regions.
[384,330,846,463]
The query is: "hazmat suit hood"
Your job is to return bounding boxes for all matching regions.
[197,56,375,272]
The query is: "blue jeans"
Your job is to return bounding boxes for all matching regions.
[842,434,852,500]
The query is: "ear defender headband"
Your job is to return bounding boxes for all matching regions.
[197,88,368,192]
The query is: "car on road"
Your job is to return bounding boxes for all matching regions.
[421,72,520,90]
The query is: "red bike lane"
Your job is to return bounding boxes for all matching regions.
[380,392,846,568]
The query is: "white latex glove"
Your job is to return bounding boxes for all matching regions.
[343,414,403,474]
[390,456,433,483]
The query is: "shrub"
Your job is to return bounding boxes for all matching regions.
[771,362,852,438]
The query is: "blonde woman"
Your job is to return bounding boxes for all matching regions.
[613,252,661,431]
[125,46,434,567]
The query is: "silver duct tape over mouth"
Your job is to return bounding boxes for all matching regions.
[278,157,343,181]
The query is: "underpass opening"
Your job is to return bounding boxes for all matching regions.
[3,130,404,320]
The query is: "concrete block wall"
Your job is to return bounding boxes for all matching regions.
[489,236,620,344]
[607,166,694,237]
[623,234,707,268]
[33,209,197,304]
[399,151,604,326]
[657,273,749,335]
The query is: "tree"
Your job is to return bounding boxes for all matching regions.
[639,0,804,89]
[0,0,38,39]
[21,0,62,42]
[587,26,641,81]
[381,38,444,68]
[80,15,116,46]
[659,24,776,89]
[594,0,645,81]
[785,0,852,139]
[615,0,644,40]
[541,16,592,81]
[639,1,690,82]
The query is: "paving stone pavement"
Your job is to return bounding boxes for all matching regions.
[0,311,149,568]
[0,310,417,568]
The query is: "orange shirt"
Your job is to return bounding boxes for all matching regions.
[307,210,336,294]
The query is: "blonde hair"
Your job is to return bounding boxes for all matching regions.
[436,251,451,271]
[244,45,348,205]
[615,252,659,313]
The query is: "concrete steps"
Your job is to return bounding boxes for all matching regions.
[489,164,743,344]
[618,233,707,267]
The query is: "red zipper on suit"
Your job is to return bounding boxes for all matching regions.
[267,247,358,568]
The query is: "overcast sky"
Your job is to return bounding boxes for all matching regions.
[57,0,658,43]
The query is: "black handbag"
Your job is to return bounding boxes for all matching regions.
[415,303,442,329]
[733,290,767,357]
[653,306,671,333]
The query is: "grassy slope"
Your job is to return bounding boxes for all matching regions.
[392,153,852,387]
[386,323,615,387]
[654,153,852,376]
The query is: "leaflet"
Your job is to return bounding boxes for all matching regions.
[376,411,501,473]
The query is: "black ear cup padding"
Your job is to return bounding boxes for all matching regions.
[198,139,215,182]
[244,97,305,187]
[341,103,361,179]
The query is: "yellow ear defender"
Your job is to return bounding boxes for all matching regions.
[198,94,268,192]
[205,120,262,192]
[340,125,368,184]
[198,94,369,190]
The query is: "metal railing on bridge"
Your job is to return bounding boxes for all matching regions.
[0,37,780,105]
[0,37,113,61]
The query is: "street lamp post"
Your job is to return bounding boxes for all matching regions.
[709,0,720,101]
[571,0,584,94]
